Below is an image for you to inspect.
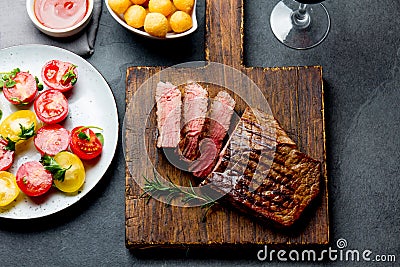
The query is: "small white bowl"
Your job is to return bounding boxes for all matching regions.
[26,0,94,38]
[105,0,198,40]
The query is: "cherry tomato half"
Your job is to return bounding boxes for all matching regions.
[0,138,15,171]
[34,89,69,124]
[41,60,78,92]
[3,72,38,105]
[34,124,70,156]
[70,126,103,160]
[16,161,53,197]
[0,171,19,206]
[53,151,85,193]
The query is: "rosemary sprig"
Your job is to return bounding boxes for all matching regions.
[141,170,218,222]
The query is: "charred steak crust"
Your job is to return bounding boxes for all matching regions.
[202,107,321,227]
[155,82,182,148]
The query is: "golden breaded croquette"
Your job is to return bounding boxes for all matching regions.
[108,0,133,14]
[148,0,174,16]
[173,0,194,13]
[141,0,150,7]
[170,2,177,13]
[130,0,147,4]
[124,5,147,28]
[166,15,173,32]
[144,12,169,37]
[169,10,192,33]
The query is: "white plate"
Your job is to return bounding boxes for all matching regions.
[0,45,119,219]
[105,0,198,39]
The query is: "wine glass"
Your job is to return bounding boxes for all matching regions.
[270,0,330,49]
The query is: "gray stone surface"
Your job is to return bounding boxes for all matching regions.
[0,0,399,266]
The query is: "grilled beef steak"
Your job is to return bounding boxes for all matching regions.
[179,82,209,160]
[201,107,321,227]
[191,91,236,177]
[155,82,182,148]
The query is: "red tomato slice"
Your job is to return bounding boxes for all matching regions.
[41,60,78,92]
[70,126,103,160]
[0,138,15,171]
[3,72,38,105]
[34,89,69,124]
[34,124,70,156]
[16,161,53,197]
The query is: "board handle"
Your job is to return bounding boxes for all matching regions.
[205,0,243,68]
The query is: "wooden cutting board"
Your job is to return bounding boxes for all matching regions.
[125,0,329,250]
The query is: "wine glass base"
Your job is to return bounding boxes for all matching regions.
[270,0,330,50]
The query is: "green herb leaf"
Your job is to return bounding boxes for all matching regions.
[70,77,77,85]
[0,110,2,121]
[18,123,35,140]
[2,123,35,150]
[95,133,104,145]
[78,131,90,141]
[0,68,20,88]
[53,167,71,182]
[35,76,44,91]
[62,65,77,85]
[40,155,71,182]
[78,126,103,132]
[5,80,16,88]
[4,137,16,151]
[10,68,20,77]
[77,126,104,145]
[10,97,29,106]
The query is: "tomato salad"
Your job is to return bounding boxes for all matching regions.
[0,60,104,205]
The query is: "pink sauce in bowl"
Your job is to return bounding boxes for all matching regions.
[34,0,88,29]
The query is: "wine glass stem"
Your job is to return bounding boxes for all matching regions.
[292,3,310,29]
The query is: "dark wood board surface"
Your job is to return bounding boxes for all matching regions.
[125,0,328,249]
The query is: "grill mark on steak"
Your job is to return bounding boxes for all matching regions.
[217,144,298,198]
[202,107,321,227]
[191,91,236,177]
[224,154,297,193]
[155,82,182,148]
[179,82,209,161]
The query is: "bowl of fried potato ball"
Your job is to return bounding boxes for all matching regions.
[106,0,197,39]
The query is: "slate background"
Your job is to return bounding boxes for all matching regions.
[1,0,399,266]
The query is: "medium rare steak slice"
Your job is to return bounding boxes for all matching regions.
[179,82,209,160]
[191,91,236,177]
[201,107,321,227]
[155,82,182,148]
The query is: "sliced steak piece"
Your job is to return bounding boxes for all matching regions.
[179,82,209,160]
[191,91,236,177]
[201,107,321,227]
[155,81,182,148]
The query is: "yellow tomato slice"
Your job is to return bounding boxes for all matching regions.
[53,151,85,193]
[0,110,37,142]
[0,171,19,206]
